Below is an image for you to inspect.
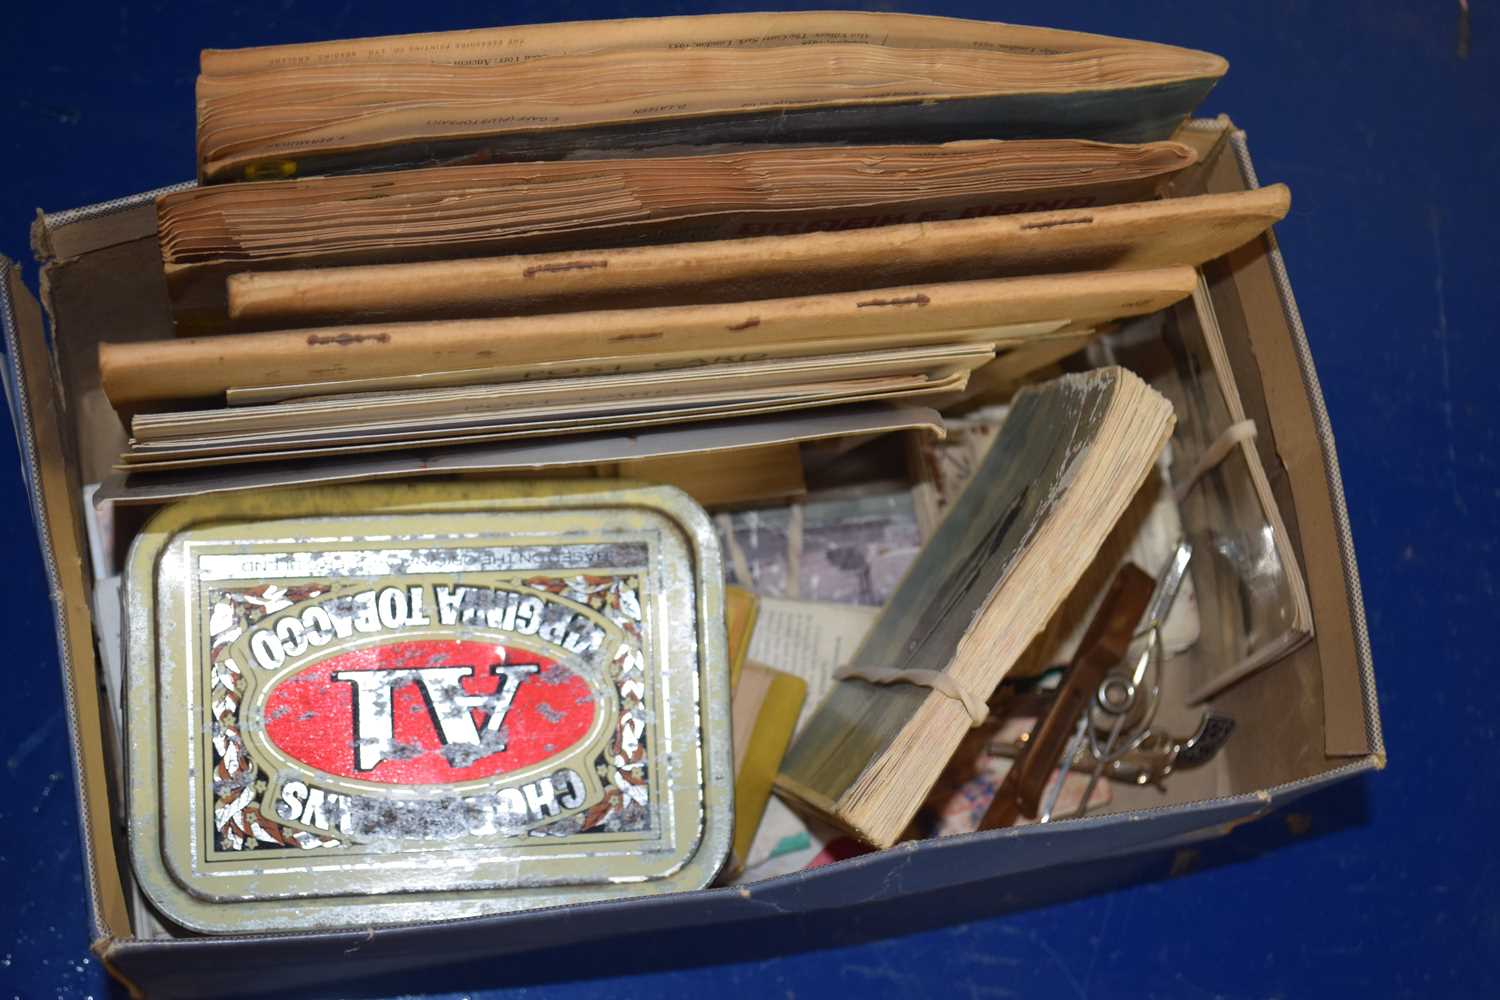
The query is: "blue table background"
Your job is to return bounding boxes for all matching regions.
[2,2,1495,996]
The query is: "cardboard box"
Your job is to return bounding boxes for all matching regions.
[1,121,1381,997]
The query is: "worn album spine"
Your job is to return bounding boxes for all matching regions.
[204,83,1221,183]
[225,187,1288,326]
[102,268,1197,406]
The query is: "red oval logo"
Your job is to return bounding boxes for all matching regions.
[261,639,596,785]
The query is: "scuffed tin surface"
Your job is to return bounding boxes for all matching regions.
[125,481,731,933]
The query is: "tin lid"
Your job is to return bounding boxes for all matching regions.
[125,481,731,933]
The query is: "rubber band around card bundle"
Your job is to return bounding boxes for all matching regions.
[1173,419,1257,503]
[832,664,991,726]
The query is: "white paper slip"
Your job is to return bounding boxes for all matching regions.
[746,597,879,736]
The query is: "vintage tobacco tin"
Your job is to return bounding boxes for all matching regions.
[125,481,732,933]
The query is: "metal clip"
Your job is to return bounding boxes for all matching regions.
[987,539,1236,823]
[1067,540,1233,812]
[1079,712,1237,789]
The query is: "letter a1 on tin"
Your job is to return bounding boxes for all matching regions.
[125,482,733,933]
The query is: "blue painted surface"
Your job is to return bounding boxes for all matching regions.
[0,2,1495,997]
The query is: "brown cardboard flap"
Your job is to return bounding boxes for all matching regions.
[40,234,174,486]
[34,192,168,263]
[1197,141,1371,758]
[1,260,131,939]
